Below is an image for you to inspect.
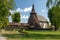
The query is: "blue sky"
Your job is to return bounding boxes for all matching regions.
[9,0,49,23]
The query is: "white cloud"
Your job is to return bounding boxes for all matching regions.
[23,7,32,12]
[16,6,32,12]
[16,8,23,12]
[9,16,12,22]
[21,15,29,19]
[10,6,32,13]
[41,10,46,13]
[9,10,15,14]
[20,15,29,23]
[16,8,20,12]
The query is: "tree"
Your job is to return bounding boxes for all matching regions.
[46,0,60,8]
[46,0,60,31]
[48,6,60,31]
[12,12,21,23]
[12,12,23,33]
[0,0,15,29]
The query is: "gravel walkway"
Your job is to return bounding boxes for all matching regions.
[0,34,7,40]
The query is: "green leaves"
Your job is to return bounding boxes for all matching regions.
[12,12,21,23]
[48,6,60,30]
[47,0,60,30]
[46,0,60,8]
[46,0,53,8]
[0,0,15,29]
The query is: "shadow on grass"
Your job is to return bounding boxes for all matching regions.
[2,33,60,39]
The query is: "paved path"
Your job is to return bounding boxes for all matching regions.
[0,34,7,40]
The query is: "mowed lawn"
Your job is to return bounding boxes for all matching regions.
[1,30,60,40]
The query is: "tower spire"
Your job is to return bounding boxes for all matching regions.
[31,4,35,13]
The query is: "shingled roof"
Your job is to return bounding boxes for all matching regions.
[37,15,48,22]
[9,22,21,26]
[9,22,29,26]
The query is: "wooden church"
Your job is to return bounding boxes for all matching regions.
[8,4,49,30]
[28,4,48,29]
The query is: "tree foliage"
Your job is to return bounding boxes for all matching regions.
[48,6,60,30]
[12,12,21,23]
[46,0,60,8]
[47,0,60,31]
[0,0,15,29]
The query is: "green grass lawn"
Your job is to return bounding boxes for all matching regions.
[1,30,60,40]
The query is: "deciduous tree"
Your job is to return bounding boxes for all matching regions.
[46,0,60,8]
[0,0,15,29]
[48,6,60,30]
[12,12,21,23]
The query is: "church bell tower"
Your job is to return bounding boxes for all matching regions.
[28,4,40,29]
